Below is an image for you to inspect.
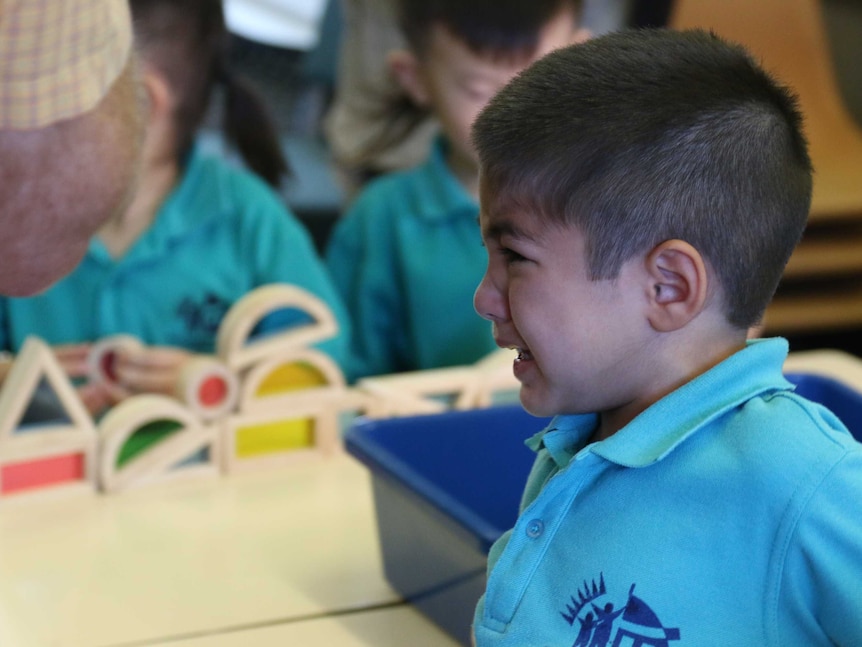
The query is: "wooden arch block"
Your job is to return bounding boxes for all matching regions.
[238,348,346,409]
[222,348,369,474]
[98,394,220,493]
[0,337,97,501]
[215,284,338,373]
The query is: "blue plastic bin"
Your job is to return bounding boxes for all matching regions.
[344,372,862,646]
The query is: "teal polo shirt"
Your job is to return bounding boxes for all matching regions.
[325,137,496,381]
[474,338,862,646]
[0,146,350,366]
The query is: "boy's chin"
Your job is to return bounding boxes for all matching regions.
[518,388,557,418]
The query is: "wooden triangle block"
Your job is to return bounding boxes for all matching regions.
[356,366,475,418]
[356,349,521,417]
[0,337,97,500]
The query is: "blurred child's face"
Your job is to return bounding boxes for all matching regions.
[397,11,582,189]
[474,185,656,428]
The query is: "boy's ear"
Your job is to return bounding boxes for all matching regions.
[644,240,709,333]
[387,49,430,106]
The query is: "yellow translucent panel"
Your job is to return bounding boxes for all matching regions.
[235,418,315,457]
[255,361,328,397]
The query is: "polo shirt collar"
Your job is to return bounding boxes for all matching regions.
[526,414,597,468]
[412,135,477,224]
[527,338,792,469]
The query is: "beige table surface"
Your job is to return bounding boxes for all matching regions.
[0,452,416,647]
[144,605,459,647]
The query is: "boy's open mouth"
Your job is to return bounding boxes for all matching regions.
[513,347,534,362]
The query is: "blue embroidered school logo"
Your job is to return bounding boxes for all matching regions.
[561,574,680,647]
[177,293,231,335]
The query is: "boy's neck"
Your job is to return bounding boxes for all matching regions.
[592,331,748,443]
[97,157,179,259]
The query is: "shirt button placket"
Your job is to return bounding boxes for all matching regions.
[525,518,545,539]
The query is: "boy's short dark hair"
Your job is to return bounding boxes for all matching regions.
[472,29,813,329]
[396,0,583,60]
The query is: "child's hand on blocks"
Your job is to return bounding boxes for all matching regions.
[50,342,115,415]
[93,337,193,396]
[85,336,193,414]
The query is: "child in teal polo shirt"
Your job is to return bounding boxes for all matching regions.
[0,0,349,414]
[325,0,590,381]
[471,29,862,645]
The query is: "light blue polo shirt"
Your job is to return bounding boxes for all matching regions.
[474,338,862,646]
[0,146,350,366]
[325,137,496,381]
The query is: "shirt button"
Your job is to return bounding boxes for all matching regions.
[526,518,544,539]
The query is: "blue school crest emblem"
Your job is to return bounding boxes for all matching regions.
[562,574,681,647]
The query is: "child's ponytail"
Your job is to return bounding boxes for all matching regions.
[131,0,290,190]
[219,65,290,189]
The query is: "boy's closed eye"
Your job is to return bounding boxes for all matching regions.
[501,247,528,264]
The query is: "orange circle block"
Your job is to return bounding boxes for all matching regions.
[198,375,228,407]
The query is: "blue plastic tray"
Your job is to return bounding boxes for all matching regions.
[345,372,862,645]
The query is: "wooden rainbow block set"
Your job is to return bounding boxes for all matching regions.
[0,284,519,501]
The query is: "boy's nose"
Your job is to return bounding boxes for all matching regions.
[474,273,507,323]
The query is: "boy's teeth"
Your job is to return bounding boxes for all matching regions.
[506,345,532,361]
